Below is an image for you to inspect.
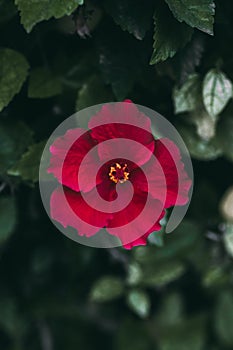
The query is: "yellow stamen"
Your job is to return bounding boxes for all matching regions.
[109,163,129,184]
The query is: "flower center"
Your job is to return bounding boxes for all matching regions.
[109,163,129,184]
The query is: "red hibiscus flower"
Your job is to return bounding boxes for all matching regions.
[47,101,192,249]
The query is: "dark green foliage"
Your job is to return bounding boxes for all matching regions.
[0,49,29,111]
[0,0,233,349]
[15,0,84,32]
[0,121,33,174]
[103,0,153,40]
[165,0,215,35]
[8,141,46,183]
[150,1,193,64]
[89,276,124,302]
[28,68,62,99]
[0,197,16,244]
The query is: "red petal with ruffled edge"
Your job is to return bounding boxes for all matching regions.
[50,186,113,237]
[123,210,165,249]
[97,137,155,169]
[88,102,155,166]
[133,138,192,208]
[48,129,100,193]
[106,189,165,247]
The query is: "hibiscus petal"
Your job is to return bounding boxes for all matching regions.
[134,138,192,208]
[88,102,155,164]
[88,101,153,135]
[123,210,165,249]
[97,138,154,167]
[50,186,113,237]
[106,190,165,247]
[48,129,100,192]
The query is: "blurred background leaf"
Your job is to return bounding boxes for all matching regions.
[0,49,29,111]
[0,196,16,245]
[0,0,233,349]
[89,276,124,302]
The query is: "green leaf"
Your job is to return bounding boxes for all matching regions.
[76,75,113,111]
[0,48,29,112]
[202,69,232,119]
[127,262,143,286]
[28,67,62,98]
[165,0,215,35]
[215,291,233,346]
[15,0,84,33]
[220,187,233,223]
[58,50,96,90]
[134,220,201,264]
[141,260,185,287]
[148,230,164,247]
[126,289,150,318]
[178,124,222,160]
[191,108,216,142]
[104,0,153,40]
[223,224,233,258]
[75,75,114,129]
[202,265,229,288]
[0,196,16,244]
[175,34,205,85]
[8,141,45,183]
[173,74,201,114]
[148,212,168,247]
[157,293,184,326]
[89,276,124,302]
[150,3,193,65]
[0,121,33,175]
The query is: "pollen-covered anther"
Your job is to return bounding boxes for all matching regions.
[109,163,129,184]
